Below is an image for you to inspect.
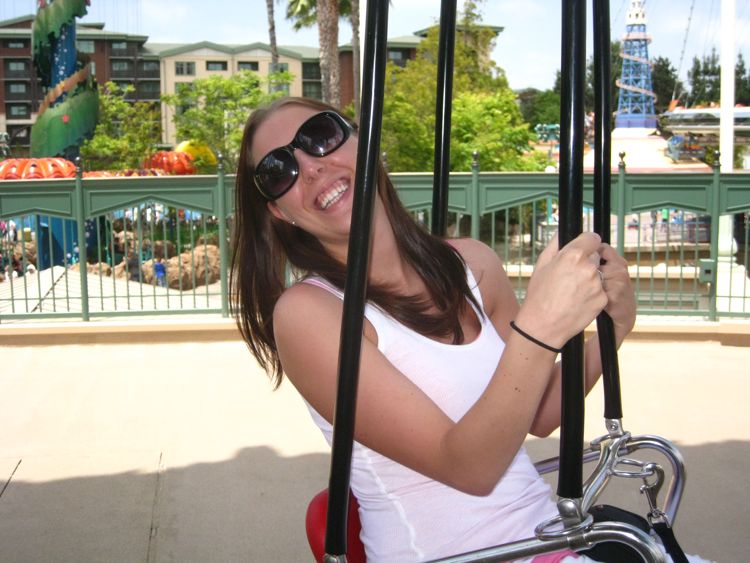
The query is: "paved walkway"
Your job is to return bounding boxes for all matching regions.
[0,322,748,562]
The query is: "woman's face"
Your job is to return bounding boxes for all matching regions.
[251,105,359,250]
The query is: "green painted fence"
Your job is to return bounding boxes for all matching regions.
[1,158,748,322]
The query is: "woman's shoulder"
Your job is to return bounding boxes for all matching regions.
[447,237,504,273]
[446,237,514,317]
[274,279,343,322]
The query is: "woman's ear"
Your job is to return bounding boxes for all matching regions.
[267,201,295,225]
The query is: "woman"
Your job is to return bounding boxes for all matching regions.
[230,97,647,562]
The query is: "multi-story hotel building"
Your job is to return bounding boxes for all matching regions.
[0,14,421,154]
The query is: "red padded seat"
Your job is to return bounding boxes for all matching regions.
[306,489,366,562]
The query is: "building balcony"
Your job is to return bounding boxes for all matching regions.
[3,92,34,102]
[110,70,136,79]
[3,70,33,80]
[136,68,160,79]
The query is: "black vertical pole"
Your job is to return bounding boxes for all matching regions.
[431,0,457,236]
[556,0,586,501]
[593,0,623,421]
[324,0,390,557]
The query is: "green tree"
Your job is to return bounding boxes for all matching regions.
[687,48,721,106]
[161,71,290,171]
[382,0,541,172]
[651,56,682,113]
[736,52,750,105]
[517,88,560,128]
[551,41,622,121]
[80,82,161,171]
[450,91,549,171]
[585,40,622,120]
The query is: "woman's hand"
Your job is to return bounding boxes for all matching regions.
[515,232,608,350]
[598,242,636,345]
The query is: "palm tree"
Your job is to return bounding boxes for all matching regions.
[266,0,280,75]
[350,0,360,115]
[316,0,341,107]
[287,0,356,110]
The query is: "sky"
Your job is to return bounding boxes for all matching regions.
[2,0,750,91]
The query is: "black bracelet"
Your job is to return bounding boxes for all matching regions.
[509,321,562,354]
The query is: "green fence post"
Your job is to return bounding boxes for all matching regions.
[217,154,230,317]
[616,152,626,255]
[471,151,480,240]
[708,153,721,321]
[74,158,90,321]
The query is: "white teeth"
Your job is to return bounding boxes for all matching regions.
[317,180,348,210]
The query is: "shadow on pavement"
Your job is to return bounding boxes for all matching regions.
[2,440,744,562]
[0,446,329,563]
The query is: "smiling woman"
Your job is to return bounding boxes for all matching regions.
[228,95,647,562]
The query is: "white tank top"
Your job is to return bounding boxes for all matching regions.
[303,270,558,562]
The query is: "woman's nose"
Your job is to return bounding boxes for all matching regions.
[295,149,325,182]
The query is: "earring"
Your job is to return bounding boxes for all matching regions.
[291,220,297,226]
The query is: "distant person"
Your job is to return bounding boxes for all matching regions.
[153,257,166,287]
[5,220,17,243]
[125,250,141,282]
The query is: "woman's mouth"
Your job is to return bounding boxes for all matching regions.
[316,180,349,210]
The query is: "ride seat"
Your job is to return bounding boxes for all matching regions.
[306,489,366,563]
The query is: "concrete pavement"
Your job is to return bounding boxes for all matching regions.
[0,320,748,562]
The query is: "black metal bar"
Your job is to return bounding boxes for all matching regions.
[592,0,623,421]
[431,0,457,236]
[324,0,390,557]
[556,0,587,501]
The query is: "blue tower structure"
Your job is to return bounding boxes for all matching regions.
[615,1,657,128]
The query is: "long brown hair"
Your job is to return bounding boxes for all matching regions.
[230,97,481,387]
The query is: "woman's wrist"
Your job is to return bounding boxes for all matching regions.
[509,321,562,353]
[512,309,568,351]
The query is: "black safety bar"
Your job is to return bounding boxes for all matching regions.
[592,0,623,421]
[323,0,390,557]
[556,0,587,502]
[322,0,665,559]
[431,0,458,236]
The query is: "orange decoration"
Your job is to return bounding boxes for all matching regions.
[145,151,196,175]
[0,158,77,180]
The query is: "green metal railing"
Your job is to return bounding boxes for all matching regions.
[1,157,748,322]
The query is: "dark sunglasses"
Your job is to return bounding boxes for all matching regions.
[253,110,354,200]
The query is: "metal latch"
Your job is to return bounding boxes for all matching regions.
[698,259,715,284]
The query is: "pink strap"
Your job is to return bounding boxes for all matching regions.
[300,277,343,297]
[532,550,579,562]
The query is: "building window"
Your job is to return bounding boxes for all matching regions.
[175,61,195,76]
[387,49,408,68]
[89,61,97,76]
[238,61,259,72]
[138,81,161,95]
[111,60,133,73]
[8,104,30,118]
[141,61,160,72]
[270,62,289,73]
[8,61,27,72]
[302,82,323,100]
[111,41,127,51]
[302,62,321,80]
[77,40,95,53]
[8,83,28,94]
[206,61,228,71]
[7,40,26,49]
[7,125,30,145]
